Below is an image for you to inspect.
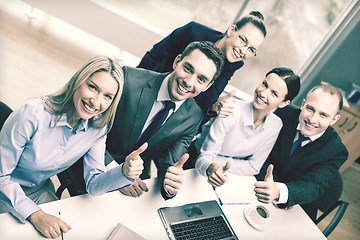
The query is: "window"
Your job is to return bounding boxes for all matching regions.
[96,0,353,98]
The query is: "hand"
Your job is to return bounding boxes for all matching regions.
[164,153,189,195]
[206,161,231,188]
[254,164,280,203]
[123,143,148,179]
[119,178,149,197]
[28,210,71,239]
[211,89,236,118]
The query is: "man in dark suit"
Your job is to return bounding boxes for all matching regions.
[106,41,224,199]
[254,84,348,220]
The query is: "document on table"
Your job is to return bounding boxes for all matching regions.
[106,223,145,240]
[213,172,257,205]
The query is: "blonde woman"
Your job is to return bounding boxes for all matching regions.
[0,56,146,238]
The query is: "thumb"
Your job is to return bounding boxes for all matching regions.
[223,161,231,172]
[264,164,274,182]
[130,142,148,158]
[173,153,189,168]
[222,89,237,102]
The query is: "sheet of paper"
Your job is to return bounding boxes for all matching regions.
[106,223,145,240]
[213,172,258,205]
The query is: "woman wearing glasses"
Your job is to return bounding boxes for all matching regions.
[138,11,266,117]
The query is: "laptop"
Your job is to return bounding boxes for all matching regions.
[158,200,238,240]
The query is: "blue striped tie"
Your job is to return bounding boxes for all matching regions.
[134,101,175,150]
[290,131,309,155]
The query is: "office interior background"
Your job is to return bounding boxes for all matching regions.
[0,0,359,239]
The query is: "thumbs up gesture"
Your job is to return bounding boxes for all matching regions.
[254,164,280,203]
[211,89,237,118]
[123,142,148,179]
[164,153,189,195]
[206,161,231,188]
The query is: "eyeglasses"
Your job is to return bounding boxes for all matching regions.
[236,32,257,57]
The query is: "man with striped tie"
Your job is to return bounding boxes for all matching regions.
[106,41,224,199]
[254,84,348,220]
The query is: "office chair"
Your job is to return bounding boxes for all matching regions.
[0,101,13,129]
[314,171,349,237]
[55,157,87,199]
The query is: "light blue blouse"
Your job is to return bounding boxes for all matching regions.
[0,100,132,222]
[196,101,283,176]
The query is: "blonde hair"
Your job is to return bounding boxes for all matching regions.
[44,56,124,136]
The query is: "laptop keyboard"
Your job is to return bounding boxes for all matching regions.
[171,216,234,240]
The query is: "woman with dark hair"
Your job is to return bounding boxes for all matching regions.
[195,67,301,188]
[138,11,267,117]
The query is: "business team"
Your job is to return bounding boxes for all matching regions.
[0,11,348,239]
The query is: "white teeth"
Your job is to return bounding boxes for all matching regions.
[257,96,267,104]
[305,121,315,129]
[178,84,189,93]
[233,49,240,58]
[84,102,96,113]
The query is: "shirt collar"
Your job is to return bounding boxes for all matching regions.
[296,124,325,142]
[243,101,272,131]
[50,113,89,132]
[157,74,184,111]
[243,102,254,127]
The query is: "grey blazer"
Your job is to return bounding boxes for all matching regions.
[106,66,203,182]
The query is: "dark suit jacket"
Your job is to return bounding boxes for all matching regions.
[137,21,244,113]
[257,105,348,218]
[106,66,203,195]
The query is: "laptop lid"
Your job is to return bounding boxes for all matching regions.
[158,200,238,240]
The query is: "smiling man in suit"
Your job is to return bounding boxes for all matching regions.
[106,41,224,199]
[254,84,348,220]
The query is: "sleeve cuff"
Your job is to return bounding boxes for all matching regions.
[274,182,288,204]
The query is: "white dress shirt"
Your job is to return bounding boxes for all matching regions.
[196,101,283,176]
[139,75,184,135]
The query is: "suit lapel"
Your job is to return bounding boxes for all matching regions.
[147,99,190,145]
[285,128,331,173]
[129,76,163,149]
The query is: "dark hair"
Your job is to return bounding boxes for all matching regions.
[265,67,300,101]
[234,11,267,37]
[180,41,224,82]
[308,84,343,113]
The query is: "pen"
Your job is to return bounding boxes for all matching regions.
[212,186,223,206]
[222,202,250,205]
[59,212,64,240]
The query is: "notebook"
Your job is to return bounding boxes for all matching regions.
[158,200,238,240]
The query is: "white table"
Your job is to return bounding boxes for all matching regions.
[0,169,326,240]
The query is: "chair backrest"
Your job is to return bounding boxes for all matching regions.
[0,101,13,130]
[55,157,87,198]
[314,170,349,237]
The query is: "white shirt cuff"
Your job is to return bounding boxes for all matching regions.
[274,182,288,204]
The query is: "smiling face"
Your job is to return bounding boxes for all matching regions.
[299,89,340,137]
[167,49,217,102]
[253,73,290,113]
[222,23,264,63]
[71,71,119,126]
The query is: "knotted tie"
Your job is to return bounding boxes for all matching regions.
[290,131,309,155]
[134,101,175,150]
